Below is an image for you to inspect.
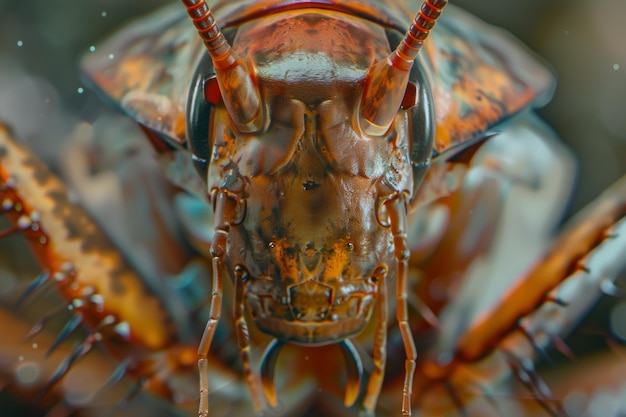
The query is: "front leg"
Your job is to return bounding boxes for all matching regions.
[198,190,237,417]
[387,193,417,417]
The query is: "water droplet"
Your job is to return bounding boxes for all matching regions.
[32,342,38,349]
[563,391,587,417]
[17,40,23,47]
[588,390,619,417]
[89,45,96,52]
[101,11,107,18]
[15,362,40,386]
[108,53,115,60]
[613,64,620,71]
[77,87,84,94]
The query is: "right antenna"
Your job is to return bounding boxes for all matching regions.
[359,0,448,136]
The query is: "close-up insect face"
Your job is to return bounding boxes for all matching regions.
[200,8,421,347]
[1,1,625,417]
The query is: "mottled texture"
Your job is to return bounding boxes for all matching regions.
[82,0,552,155]
[0,125,175,352]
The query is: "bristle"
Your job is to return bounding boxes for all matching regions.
[46,314,83,357]
[15,270,51,308]
[518,324,553,365]
[408,292,440,328]
[443,381,467,417]
[508,354,565,417]
[103,360,131,390]
[550,335,576,361]
[115,377,145,411]
[542,294,569,307]
[476,383,503,416]
[37,336,95,401]
[0,225,19,238]
[24,303,66,340]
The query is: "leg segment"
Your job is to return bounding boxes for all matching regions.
[362,266,389,414]
[234,265,265,411]
[198,190,237,417]
[387,194,417,417]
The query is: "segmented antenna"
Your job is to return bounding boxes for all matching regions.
[180,0,264,132]
[359,0,448,136]
[180,0,235,69]
[395,0,447,68]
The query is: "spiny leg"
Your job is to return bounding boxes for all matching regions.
[36,333,98,401]
[234,265,265,411]
[198,190,236,417]
[387,194,417,417]
[198,254,223,416]
[362,266,389,414]
[506,351,565,417]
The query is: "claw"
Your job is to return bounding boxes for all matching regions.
[338,339,363,407]
[260,339,284,408]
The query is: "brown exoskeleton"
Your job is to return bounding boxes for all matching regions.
[179,0,447,415]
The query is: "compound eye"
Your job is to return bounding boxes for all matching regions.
[204,76,221,105]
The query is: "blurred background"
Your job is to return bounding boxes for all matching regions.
[0,0,625,416]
